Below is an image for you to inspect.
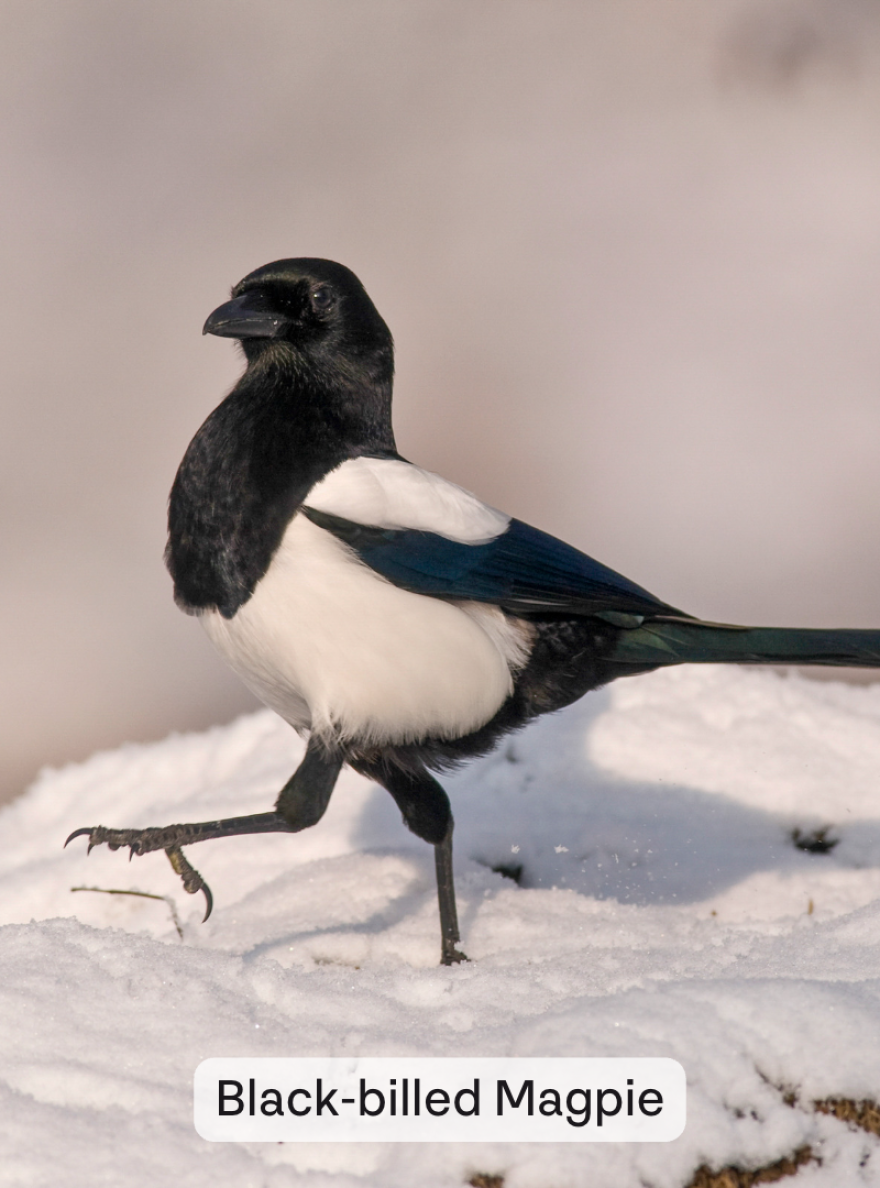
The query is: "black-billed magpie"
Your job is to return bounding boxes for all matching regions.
[67,258,880,964]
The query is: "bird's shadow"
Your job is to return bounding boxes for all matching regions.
[349,686,880,909]
[236,855,432,966]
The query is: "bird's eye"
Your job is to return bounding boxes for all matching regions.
[310,285,334,313]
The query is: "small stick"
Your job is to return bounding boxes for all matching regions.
[70,885,184,939]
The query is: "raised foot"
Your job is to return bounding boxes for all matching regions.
[64,812,294,924]
[65,823,197,857]
[64,825,217,922]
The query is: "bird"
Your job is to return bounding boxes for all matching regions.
[67,257,880,965]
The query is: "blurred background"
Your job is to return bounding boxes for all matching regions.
[3,0,880,804]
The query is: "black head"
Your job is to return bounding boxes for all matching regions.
[169,260,399,617]
[203,258,394,388]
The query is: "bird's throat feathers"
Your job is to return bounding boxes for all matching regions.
[166,344,396,619]
[239,344,395,452]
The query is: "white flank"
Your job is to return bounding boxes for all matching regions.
[303,456,510,542]
[200,515,533,746]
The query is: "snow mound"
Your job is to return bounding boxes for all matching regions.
[4,665,880,1186]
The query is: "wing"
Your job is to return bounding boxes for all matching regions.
[301,456,680,619]
[301,514,677,620]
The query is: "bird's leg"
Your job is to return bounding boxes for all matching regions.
[349,756,467,965]
[434,823,465,966]
[274,737,343,829]
[65,737,343,920]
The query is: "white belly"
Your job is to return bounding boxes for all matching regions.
[200,515,532,747]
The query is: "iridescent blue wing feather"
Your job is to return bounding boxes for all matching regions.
[302,508,677,618]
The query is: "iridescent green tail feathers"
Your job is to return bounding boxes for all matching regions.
[609,619,880,670]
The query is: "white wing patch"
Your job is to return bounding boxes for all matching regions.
[303,457,510,543]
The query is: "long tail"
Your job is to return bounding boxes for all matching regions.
[609,618,880,669]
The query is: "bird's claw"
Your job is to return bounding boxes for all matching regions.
[65,825,108,855]
[65,824,158,857]
[64,826,214,922]
[165,846,213,921]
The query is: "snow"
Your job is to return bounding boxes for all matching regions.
[3,665,880,1186]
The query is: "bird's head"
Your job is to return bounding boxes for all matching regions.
[203,258,395,392]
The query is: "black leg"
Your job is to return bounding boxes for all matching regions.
[350,756,467,965]
[434,823,466,965]
[275,737,343,828]
[65,737,343,920]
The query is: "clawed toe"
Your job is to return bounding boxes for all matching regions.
[65,825,115,855]
[64,826,96,849]
[65,825,121,856]
[65,824,153,857]
[64,826,214,922]
[166,846,213,921]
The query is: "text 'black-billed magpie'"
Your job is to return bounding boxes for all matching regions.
[67,258,880,964]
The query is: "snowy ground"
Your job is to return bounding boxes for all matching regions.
[4,665,880,1186]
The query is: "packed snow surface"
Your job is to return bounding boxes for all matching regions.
[4,665,880,1186]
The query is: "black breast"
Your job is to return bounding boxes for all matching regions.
[166,359,351,618]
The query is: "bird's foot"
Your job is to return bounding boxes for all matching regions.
[65,824,215,921]
[65,811,296,924]
[441,941,469,966]
[66,822,198,857]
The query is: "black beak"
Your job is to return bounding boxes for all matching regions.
[202,292,288,339]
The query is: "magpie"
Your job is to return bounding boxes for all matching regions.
[67,258,880,965]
